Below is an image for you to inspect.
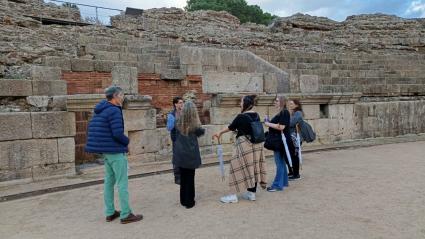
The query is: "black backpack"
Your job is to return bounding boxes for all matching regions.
[298,120,316,143]
[243,113,265,144]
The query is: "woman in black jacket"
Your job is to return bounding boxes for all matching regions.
[264,95,291,192]
[173,101,205,209]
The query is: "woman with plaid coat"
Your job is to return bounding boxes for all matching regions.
[213,95,267,203]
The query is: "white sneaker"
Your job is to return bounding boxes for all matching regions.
[241,191,256,201]
[220,194,238,203]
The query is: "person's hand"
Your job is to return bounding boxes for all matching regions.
[212,133,220,140]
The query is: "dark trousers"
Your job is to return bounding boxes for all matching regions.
[179,167,195,208]
[172,143,181,184]
[292,154,300,177]
[247,183,257,193]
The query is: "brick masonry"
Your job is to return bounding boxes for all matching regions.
[63,72,211,164]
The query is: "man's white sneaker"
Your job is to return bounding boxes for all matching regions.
[220,194,238,203]
[241,191,256,201]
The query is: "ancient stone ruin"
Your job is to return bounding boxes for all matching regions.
[1,0,424,183]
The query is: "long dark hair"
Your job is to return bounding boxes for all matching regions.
[291,99,303,112]
[241,95,256,113]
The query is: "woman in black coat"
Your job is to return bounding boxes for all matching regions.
[173,101,205,209]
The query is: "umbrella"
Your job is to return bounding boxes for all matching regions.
[281,133,293,167]
[216,138,225,181]
[296,132,303,169]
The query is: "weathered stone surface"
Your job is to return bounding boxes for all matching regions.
[49,96,67,111]
[71,59,94,72]
[31,112,76,138]
[30,66,61,81]
[32,163,75,180]
[263,72,290,94]
[137,62,155,74]
[94,60,114,72]
[128,129,161,155]
[32,80,67,96]
[123,109,156,131]
[0,139,58,170]
[0,79,32,96]
[0,168,33,182]
[184,64,202,75]
[43,56,71,71]
[203,72,263,94]
[112,66,138,94]
[0,113,32,141]
[300,75,319,93]
[26,96,49,108]
[302,104,320,120]
[58,138,75,163]
[209,106,240,125]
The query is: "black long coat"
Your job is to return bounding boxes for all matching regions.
[172,127,205,169]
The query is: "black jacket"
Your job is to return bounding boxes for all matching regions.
[172,127,205,169]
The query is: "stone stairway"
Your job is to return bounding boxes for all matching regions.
[251,49,425,96]
[43,35,186,81]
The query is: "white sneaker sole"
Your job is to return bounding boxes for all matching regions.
[220,198,238,203]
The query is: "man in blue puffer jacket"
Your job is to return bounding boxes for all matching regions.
[86,86,143,224]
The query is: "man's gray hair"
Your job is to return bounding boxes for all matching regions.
[105,86,123,100]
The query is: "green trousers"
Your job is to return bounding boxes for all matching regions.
[103,153,132,219]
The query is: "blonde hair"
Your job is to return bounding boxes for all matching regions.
[276,95,287,111]
[176,101,201,136]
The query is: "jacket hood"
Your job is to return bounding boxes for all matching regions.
[94,100,117,114]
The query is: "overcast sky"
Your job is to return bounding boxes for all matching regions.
[47,0,425,21]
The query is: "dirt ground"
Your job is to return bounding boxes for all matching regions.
[1,141,425,239]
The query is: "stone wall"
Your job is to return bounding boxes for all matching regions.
[1,1,425,182]
[250,49,425,96]
[111,9,425,54]
[0,65,76,182]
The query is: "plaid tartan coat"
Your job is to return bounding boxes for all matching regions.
[229,136,267,193]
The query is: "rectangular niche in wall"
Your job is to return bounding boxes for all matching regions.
[320,104,329,118]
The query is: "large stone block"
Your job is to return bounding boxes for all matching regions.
[0,113,32,141]
[32,80,67,96]
[0,79,33,96]
[95,51,120,61]
[209,107,240,125]
[112,66,138,94]
[137,62,155,74]
[263,72,290,94]
[43,56,71,71]
[30,66,61,81]
[32,163,75,180]
[128,129,161,155]
[179,46,202,65]
[58,138,75,163]
[0,139,58,170]
[300,75,319,93]
[71,59,94,72]
[303,105,320,120]
[26,96,50,108]
[123,109,156,131]
[203,72,263,94]
[0,168,33,182]
[31,112,76,138]
[94,60,114,72]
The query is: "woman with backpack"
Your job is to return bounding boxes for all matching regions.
[173,101,205,209]
[288,99,304,180]
[212,95,267,203]
[263,96,291,192]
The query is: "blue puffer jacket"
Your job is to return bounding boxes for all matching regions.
[85,100,129,153]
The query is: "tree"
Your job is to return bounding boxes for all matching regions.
[185,0,277,25]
